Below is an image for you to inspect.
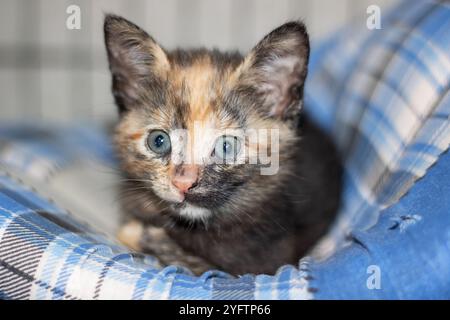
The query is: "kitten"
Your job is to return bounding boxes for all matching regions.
[104,15,342,275]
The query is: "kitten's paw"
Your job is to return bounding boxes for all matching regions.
[117,219,144,251]
[141,226,216,275]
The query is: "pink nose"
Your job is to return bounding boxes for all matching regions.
[172,164,199,194]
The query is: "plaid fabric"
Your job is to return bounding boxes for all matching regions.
[1,0,449,299]
[305,0,450,256]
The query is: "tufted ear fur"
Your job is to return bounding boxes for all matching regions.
[235,21,309,121]
[104,14,170,113]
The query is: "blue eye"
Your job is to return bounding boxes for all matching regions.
[147,130,171,155]
[214,136,241,162]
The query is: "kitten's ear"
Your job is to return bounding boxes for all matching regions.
[104,14,170,113]
[236,21,309,120]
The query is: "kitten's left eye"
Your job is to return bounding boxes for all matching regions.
[147,130,171,155]
[214,135,241,162]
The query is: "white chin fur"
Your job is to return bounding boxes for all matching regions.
[178,204,211,220]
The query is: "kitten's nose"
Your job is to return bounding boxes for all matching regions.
[172,164,199,194]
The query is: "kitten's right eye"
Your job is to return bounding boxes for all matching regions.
[147,130,171,155]
[213,135,241,163]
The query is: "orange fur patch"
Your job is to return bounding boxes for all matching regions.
[171,56,216,124]
[129,131,144,140]
[117,220,144,251]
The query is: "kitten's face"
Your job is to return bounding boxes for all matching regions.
[105,16,309,220]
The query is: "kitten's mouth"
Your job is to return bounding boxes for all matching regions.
[175,195,208,208]
[164,185,233,210]
[182,192,227,209]
[168,193,217,210]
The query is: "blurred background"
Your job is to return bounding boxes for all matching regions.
[0,0,398,124]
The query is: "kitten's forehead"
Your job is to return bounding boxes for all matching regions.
[171,56,217,123]
[168,50,243,129]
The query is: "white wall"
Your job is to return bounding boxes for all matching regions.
[0,0,398,123]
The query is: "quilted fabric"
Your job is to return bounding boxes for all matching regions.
[0,0,449,299]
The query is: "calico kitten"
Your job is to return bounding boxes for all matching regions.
[104,15,342,275]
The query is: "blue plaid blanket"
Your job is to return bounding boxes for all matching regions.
[1,0,449,299]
